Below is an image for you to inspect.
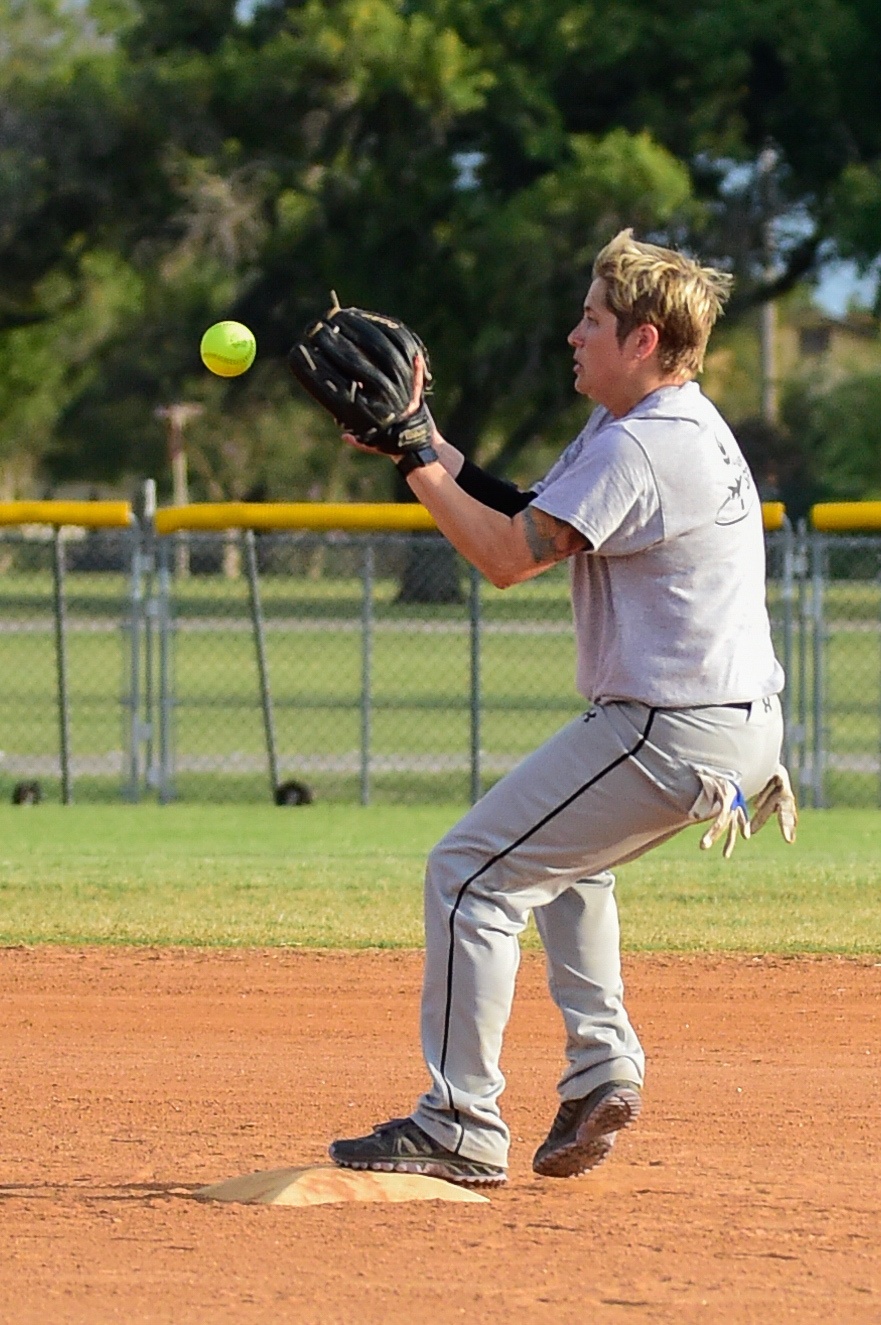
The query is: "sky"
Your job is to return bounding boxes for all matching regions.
[813,259,880,318]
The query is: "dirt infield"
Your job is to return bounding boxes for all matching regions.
[1,947,879,1324]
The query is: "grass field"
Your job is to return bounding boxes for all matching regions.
[0,804,878,953]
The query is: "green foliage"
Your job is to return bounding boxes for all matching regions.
[126,0,238,56]
[421,128,694,460]
[782,371,881,501]
[3,0,881,496]
[832,162,881,280]
[0,251,143,480]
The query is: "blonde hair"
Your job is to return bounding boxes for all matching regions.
[592,229,734,377]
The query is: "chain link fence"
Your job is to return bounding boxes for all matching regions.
[1,507,880,808]
[0,520,137,804]
[801,531,881,808]
[141,528,578,805]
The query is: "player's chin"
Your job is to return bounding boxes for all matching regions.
[572,367,591,397]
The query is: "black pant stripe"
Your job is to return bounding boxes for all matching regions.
[438,708,657,1153]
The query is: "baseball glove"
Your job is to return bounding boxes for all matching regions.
[288,294,433,453]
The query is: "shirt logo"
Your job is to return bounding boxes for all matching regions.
[714,433,755,526]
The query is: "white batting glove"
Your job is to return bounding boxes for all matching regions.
[748,763,798,844]
[699,781,750,859]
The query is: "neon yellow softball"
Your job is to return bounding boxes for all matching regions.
[200,321,257,377]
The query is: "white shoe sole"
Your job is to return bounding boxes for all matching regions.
[330,1153,508,1187]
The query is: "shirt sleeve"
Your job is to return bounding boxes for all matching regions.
[531,408,606,499]
[531,423,664,555]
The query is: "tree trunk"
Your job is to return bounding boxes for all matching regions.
[395,534,463,604]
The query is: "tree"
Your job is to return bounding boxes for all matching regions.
[428,0,881,304]
[36,0,697,503]
[781,372,881,504]
[6,0,881,505]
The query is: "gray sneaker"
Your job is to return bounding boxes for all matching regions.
[329,1116,507,1187]
[532,1080,642,1178]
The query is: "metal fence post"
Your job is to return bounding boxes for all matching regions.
[244,528,280,802]
[51,527,73,805]
[811,530,827,808]
[157,536,175,803]
[124,519,143,802]
[779,520,794,771]
[469,563,482,804]
[141,483,158,792]
[360,539,374,806]
[795,521,810,804]
[874,569,879,805]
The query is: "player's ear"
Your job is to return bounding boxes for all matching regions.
[632,323,660,361]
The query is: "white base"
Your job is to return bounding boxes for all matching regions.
[194,1164,490,1207]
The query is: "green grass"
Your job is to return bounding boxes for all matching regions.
[0,804,878,953]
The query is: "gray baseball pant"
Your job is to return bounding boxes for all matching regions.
[411,696,784,1167]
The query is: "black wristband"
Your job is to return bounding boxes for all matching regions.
[455,458,536,515]
[396,443,439,478]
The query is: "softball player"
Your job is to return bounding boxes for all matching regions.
[329,230,796,1186]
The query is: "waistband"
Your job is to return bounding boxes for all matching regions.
[648,700,757,713]
[598,697,779,714]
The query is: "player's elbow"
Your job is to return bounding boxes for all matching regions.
[483,559,533,590]
[486,566,516,590]
[476,524,538,588]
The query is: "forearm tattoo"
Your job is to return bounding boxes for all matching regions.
[522,507,588,565]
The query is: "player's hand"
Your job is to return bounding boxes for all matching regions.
[699,780,750,858]
[748,763,798,844]
[343,356,429,458]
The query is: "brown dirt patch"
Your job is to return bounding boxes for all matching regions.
[1,947,879,1324]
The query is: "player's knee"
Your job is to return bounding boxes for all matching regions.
[425,837,453,886]
[425,835,481,900]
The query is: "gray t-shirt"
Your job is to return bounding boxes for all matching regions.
[531,381,785,707]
